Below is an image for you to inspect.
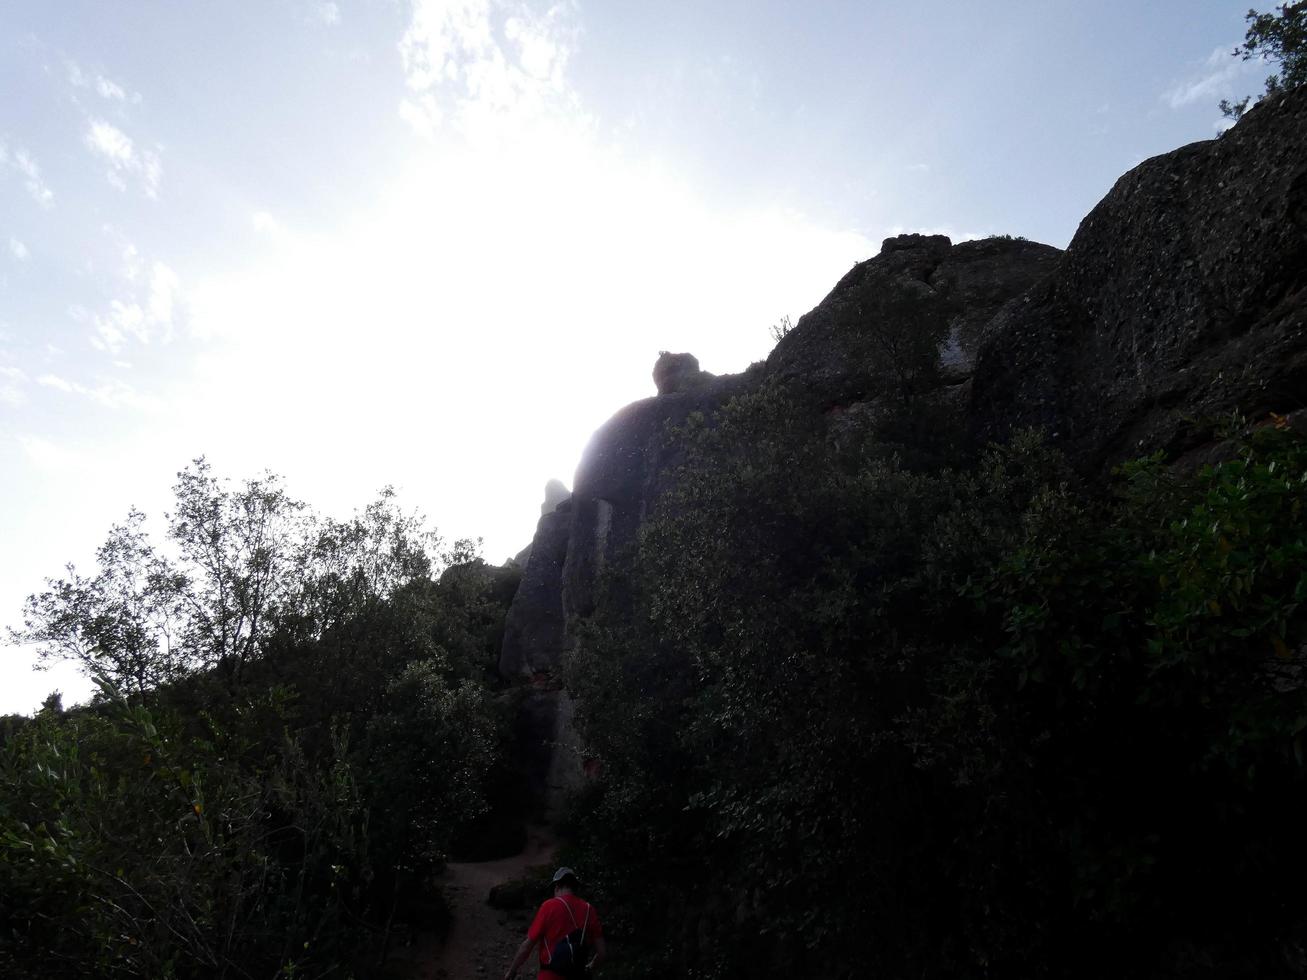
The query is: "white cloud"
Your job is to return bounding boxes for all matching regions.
[68,59,135,102]
[1164,45,1260,109]
[35,372,73,393]
[320,2,341,26]
[87,120,133,165]
[0,143,55,207]
[36,371,158,411]
[398,0,584,142]
[9,238,29,261]
[96,76,127,101]
[87,257,183,353]
[0,365,28,406]
[251,210,287,236]
[85,121,162,197]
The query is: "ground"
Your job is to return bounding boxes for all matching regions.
[387,824,559,980]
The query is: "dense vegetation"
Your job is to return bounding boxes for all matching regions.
[6,394,1307,978]
[1,461,520,978]
[564,380,1307,978]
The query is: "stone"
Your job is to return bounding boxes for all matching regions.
[495,84,1307,824]
[541,477,570,515]
[499,500,572,678]
[653,351,713,394]
[767,234,1061,408]
[970,86,1307,470]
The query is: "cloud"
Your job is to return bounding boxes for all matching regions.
[9,238,28,261]
[85,120,162,197]
[1164,45,1261,109]
[88,258,183,353]
[251,210,287,236]
[320,2,341,26]
[0,143,55,207]
[67,59,136,102]
[0,365,28,406]
[16,434,81,471]
[398,0,584,141]
[96,76,127,101]
[36,372,157,410]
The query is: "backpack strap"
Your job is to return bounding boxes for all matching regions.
[552,896,579,928]
[542,898,577,966]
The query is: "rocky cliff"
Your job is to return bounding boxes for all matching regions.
[500,84,1307,807]
[971,89,1307,467]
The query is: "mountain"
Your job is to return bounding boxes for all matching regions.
[500,85,1307,816]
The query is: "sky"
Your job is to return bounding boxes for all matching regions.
[0,0,1276,714]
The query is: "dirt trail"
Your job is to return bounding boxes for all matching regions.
[388,825,559,980]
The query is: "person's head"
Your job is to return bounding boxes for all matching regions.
[551,867,580,895]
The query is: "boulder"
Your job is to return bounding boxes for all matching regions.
[653,351,713,394]
[970,87,1307,469]
[767,234,1061,407]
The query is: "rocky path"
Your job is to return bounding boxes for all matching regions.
[387,826,558,980]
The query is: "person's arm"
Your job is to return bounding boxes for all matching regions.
[503,935,537,980]
[589,934,607,970]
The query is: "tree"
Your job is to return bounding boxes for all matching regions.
[11,509,189,700]
[1220,2,1307,118]
[9,459,446,700]
[167,457,307,682]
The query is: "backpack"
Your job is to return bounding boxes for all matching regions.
[544,897,591,978]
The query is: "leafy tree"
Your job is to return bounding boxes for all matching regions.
[2,462,516,978]
[1220,2,1306,117]
[12,509,189,699]
[565,378,1307,978]
[10,460,446,699]
[165,458,308,683]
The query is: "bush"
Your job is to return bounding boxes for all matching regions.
[564,380,1307,978]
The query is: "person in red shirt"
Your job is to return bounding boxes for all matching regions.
[503,867,606,979]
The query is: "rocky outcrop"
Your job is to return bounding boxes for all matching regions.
[497,84,1307,813]
[509,480,571,569]
[653,351,715,394]
[500,497,572,679]
[768,234,1061,407]
[563,370,755,621]
[541,478,570,515]
[971,87,1307,468]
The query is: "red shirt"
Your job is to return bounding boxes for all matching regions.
[528,893,602,974]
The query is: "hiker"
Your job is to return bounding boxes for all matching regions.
[503,866,605,979]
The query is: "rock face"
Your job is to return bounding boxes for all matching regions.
[497,84,1307,812]
[562,371,753,622]
[971,88,1307,469]
[769,234,1061,404]
[500,483,572,678]
[653,351,713,394]
[541,478,570,515]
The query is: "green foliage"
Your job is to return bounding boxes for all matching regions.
[2,466,515,977]
[565,379,1307,978]
[1221,2,1306,117]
